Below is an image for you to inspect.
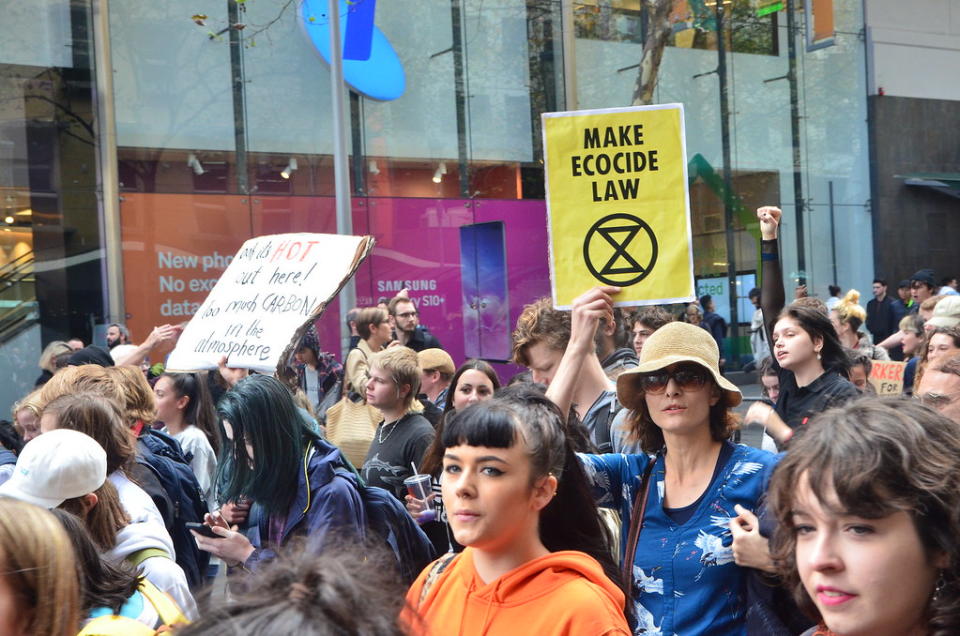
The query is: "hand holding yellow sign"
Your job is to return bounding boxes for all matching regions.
[543,104,695,309]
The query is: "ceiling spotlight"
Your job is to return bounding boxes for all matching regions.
[280,157,298,180]
[432,161,447,184]
[187,153,205,176]
[368,160,380,175]
[4,216,13,224]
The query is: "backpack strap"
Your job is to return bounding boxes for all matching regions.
[137,579,188,629]
[126,547,171,569]
[595,399,617,454]
[417,552,459,608]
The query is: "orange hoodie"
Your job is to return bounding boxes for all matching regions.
[405,548,630,636]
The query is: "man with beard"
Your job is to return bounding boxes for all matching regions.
[388,297,442,352]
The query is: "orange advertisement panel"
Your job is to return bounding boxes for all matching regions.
[120,194,253,350]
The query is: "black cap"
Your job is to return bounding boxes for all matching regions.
[67,345,115,367]
[898,279,911,289]
[910,269,936,287]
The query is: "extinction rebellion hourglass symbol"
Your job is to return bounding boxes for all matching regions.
[582,213,659,287]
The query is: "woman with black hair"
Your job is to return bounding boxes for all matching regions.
[155,371,220,511]
[191,375,365,571]
[746,206,858,444]
[405,386,630,634]
[409,359,501,554]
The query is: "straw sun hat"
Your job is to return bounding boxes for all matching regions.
[616,321,742,409]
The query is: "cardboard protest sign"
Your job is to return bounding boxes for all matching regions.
[166,233,374,374]
[868,360,907,396]
[542,104,695,309]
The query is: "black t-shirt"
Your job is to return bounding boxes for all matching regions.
[775,369,859,429]
[361,412,435,502]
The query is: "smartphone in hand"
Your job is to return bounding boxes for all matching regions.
[186,522,224,539]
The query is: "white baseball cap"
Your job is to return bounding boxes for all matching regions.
[0,428,107,508]
[928,296,960,329]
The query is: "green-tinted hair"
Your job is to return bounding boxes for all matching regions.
[216,375,318,514]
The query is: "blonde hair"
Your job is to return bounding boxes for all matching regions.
[11,389,43,435]
[834,289,867,332]
[38,341,73,373]
[369,347,421,410]
[0,498,81,636]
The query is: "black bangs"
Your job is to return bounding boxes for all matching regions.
[441,402,518,450]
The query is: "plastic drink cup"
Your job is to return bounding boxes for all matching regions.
[404,473,436,523]
[404,473,432,500]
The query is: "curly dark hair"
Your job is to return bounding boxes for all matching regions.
[618,371,738,453]
[512,298,571,366]
[632,305,674,331]
[768,398,960,635]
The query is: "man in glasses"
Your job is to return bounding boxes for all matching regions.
[388,296,443,353]
[915,354,960,425]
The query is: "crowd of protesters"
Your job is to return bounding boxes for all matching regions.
[1,205,960,635]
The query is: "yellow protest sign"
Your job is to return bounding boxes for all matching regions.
[543,104,695,309]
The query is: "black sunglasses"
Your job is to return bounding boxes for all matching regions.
[637,363,711,394]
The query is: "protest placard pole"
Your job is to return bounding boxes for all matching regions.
[328,0,356,359]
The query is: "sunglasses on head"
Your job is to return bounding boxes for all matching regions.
[637,363,711,394]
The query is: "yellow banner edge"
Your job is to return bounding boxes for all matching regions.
[541,103,697,310]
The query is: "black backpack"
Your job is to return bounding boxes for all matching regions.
[335,469,436,585]
[136,430,210,589]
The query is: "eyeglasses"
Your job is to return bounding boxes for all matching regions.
[637,364,711,394]
[397,311,418,319]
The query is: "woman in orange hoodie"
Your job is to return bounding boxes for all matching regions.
[405,385,630,635]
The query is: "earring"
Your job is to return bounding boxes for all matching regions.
[816,350,822,361]
[934,571,947,602]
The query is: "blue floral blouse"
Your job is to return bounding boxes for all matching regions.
[581,443,779,636]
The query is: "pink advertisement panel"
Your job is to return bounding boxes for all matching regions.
[121,194,550,382]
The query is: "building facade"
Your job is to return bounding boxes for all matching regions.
[0,0,878,413]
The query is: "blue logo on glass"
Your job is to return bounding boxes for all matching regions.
[301,0,405,101]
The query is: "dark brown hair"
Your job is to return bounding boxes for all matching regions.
[777,303,851,377]
[60,479,130,552]
[160,371,221,456]
[50,509,140,614]
[632,305,674,331]
[619,372,737,452]
[768,398,960,635]
[43,393,136,475]
[420,359,501,476]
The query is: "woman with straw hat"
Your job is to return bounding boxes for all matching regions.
[558,287,778,635]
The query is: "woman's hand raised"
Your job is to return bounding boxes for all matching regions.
[756,206,782,241]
